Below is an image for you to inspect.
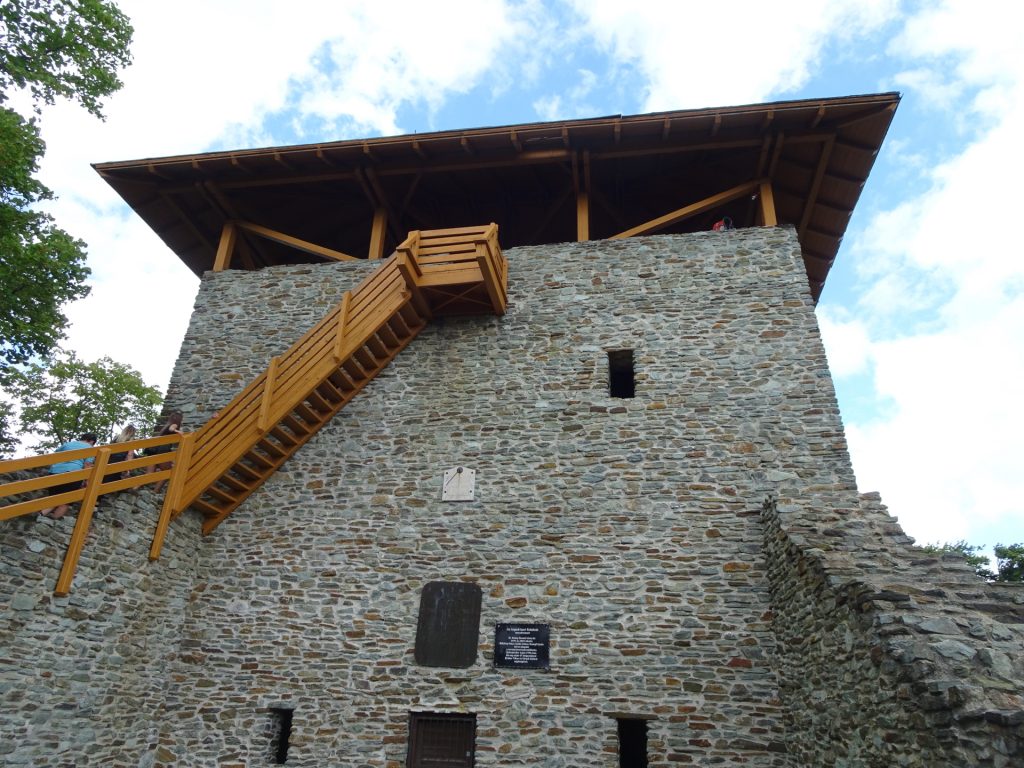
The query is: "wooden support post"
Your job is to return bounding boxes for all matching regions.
[150,432,195,561]
[333,293,351,362]
[575,150,590,241]
[759,180,777,227]
[258,357,280,432]
[54,448,111,596]
[212,221,238,272]
[369,207,387,260]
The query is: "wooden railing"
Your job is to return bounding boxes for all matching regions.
[0,433,192,596]
[0,223,507,595]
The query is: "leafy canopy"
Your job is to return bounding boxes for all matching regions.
[923,540,1024,583]
[9,351,163,452]
[0,0,133,450]
[0,0,133,118]
[0,107,90,380]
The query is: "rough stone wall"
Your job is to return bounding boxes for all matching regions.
[154,228,828,767]
[763,493,1024,767]
[4,227,1019,767]
[0,485,204,767]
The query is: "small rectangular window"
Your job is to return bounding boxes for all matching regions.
[617,718,648,768]
[269,707,293,764]
[608,350,635,398]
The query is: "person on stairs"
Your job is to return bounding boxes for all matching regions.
[39,433,98,519]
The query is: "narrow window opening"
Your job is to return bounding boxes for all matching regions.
[617,718,648,768]
[608,350,635,398]
[269,707,294,764]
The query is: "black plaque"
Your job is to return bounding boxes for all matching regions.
[415,581,482,668]
[494,623,550,670]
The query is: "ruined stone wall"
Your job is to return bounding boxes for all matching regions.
[762,492,1024,767]
[0,486,204,767]
[154,228,827,767]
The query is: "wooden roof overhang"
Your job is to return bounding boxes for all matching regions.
[94,92,899,300]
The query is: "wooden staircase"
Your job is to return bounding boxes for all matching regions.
[161,224,507,541]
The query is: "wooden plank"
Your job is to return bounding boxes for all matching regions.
[235,220,359,262]
[759,180,778,227]
[610,179,763,240]
[212,221,238,272]
[54,448,111,595]
[150,432,195,561]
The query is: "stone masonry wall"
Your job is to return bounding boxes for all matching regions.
[0,486,204,767]
[154,227,838,767]
[5,227,1019,767]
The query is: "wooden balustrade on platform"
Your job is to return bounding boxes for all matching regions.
[0,224,507,595]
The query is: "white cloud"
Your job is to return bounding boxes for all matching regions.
[838,0,1024,546]
[567,0,900,110]
[26,0,545,400]
[817,308,873,378]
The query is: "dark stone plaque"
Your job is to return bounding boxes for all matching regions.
[415,581,482,668]
[494,623,550,670]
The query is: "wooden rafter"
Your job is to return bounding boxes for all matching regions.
[798,135,835,238]
[610,179,764,240]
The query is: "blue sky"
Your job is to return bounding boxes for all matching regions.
[23,0,1023,555]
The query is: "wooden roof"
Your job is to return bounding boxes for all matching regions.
[94,92,899,300]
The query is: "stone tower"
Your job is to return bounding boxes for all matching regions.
[2,94,1022,766]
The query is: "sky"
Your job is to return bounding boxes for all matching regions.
[16,0,1023,555]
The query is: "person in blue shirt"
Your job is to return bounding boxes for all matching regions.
[39,433,98,519]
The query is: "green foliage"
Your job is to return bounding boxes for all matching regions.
[9,351,163,452]
[0,107,90,382]
[0,401,17,458]
[0,0,133,118]
[992,543,1024,583]
[921,540,994,580]
[0,0,133,451]
[923,540,1024,583]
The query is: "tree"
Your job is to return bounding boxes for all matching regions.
[0,0,133,118]
[922,540,994,580]
[991,544,1024,583]
[0,0,133,447]
[9,351,163,452]
[0,108,90,380]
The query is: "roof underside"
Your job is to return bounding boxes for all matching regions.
[95,92,899,300]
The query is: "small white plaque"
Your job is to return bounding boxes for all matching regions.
[442,466,476,501]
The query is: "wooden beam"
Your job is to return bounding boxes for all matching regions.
[54,448,111,595]
[364,167,405,245]
[799,135,835,238]
[369,207,388,259]
[212,221,238,272]
[610,179,763,240]
[759,180,777,227]
[234,221,359,262]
